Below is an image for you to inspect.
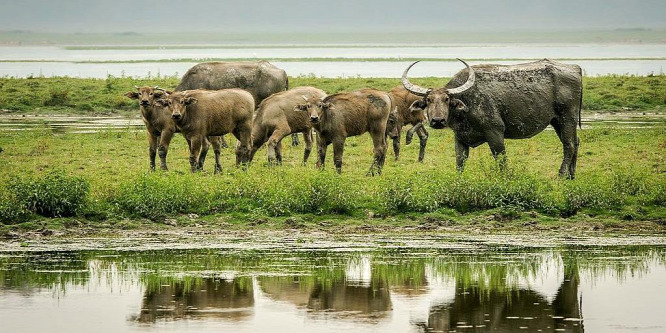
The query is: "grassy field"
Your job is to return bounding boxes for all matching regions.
[0,75,664,115]
[0,76,665,233]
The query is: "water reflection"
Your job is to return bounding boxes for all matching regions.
[259,276,392,321]
[133,277,254,323]
[0,246,664,332]
[419,264,583,332]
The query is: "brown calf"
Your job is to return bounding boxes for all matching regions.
[250,87,327,165]
[162,89,254,173]
[124,86,222,171]
[305,89,391,175]
[386,86,429,162]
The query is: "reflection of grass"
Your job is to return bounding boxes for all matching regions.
[2,247,663,297]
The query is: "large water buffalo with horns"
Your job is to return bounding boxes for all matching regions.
[402,58,582,178]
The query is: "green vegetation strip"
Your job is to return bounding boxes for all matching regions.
[0,75,663,115]
[0,76,664,228]
[0,122,664,226]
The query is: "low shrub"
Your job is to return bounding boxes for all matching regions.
[7,170,90,218]
[111,173,206,219]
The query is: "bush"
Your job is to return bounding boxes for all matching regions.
[43,89,70,107]
[111,173,205,219]
[8,170,90,218]
[0,190,30,224]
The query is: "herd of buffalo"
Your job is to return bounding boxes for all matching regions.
[125,58,583,178]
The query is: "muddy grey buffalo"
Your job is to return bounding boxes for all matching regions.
[250,87,327,165]
[159,89,254,173]
[124,86,222,171]
[305,89,391,175]
[402,58,582,178]
[386,86,429,162]
[177,60,300,146]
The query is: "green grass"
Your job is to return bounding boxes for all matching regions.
[0,121,664,226]
[0,76,664,229]
[0,75,664,115]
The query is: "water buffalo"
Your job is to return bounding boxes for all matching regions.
[250,86,327,165]
[160,89,254,173]
[402,58,582,178]
[176,60,300,146]
[387,86,429,162]
[305,89,391,175]
[124,86,222,171]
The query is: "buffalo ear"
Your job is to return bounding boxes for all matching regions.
[154,99,167,107]
[184,97,198,105]
[125,91,139,99]
[450,98,467,112]
[153,90,165,98]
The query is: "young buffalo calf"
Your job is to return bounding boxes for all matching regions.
[250,86,327,165]
[125,86,222,171]
[386,86,429,162]
[161,89,254,173]
[305,89,391,175]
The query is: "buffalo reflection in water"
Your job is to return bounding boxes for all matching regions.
[415,262,583,332]
[259,276,392,322]
[132,277,254,323]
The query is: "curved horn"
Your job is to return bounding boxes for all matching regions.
[154,86,167,92]
[446,58,475,95]
[134,85,140,89]
[401,61,431,97]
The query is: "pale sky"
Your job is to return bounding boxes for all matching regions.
[0,0,664,33]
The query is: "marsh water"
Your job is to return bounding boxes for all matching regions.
[1,243,665,332]
[1,113,664,134]
[1,44,665,78]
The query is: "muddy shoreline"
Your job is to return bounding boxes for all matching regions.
[2,222,665,252]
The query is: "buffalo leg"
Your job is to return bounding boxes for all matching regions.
[267,127,290,165]
[291,133,300,146]
[197,138,210,171]
[232,124,252,167]
[367,132,387,176]
[302,129,313,165]
[552,119,578,179]
[570,136,580,179]
[333,138,345,174]
[188,136,203,173]
[275,140,284,164]
[220,135,229,149]
[392,136,400,161]
[209,136,223,174]
[147,132,158,171]
[158,130,175,171]
[316,133,328,169]
[416,125,429,162]
[406,123,421,145]
[486,132,507,171]
[454,137,469,171]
